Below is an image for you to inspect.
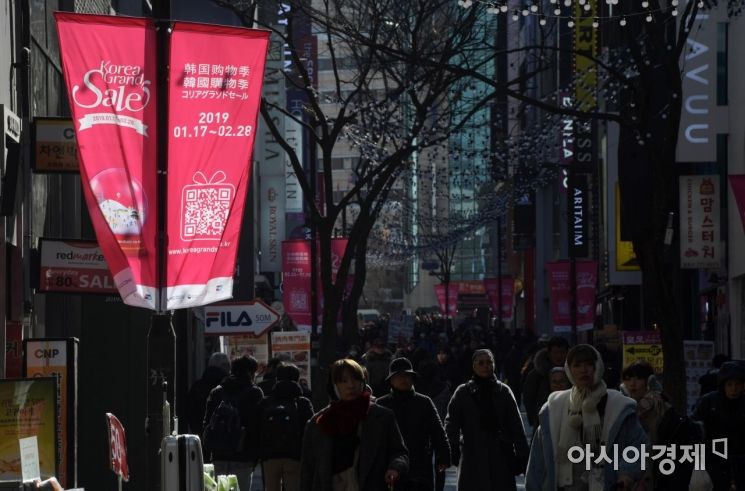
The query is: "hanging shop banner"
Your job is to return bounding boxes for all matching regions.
[32,118,79,173]
[259,176,286,272]
[165,23,269,309]
[23,338,79,488]
[546,260,598,333]
[483,277,515,322]
[679,175,721,269]
[38,239,117,294]
[434,284,459,317]
[729,175,745,234]
[56,14,270,311]
[271,331,311,388]
[56,13,159,309]
[622,331,663,374]
[683,340,715,411]
[0,378,58,482]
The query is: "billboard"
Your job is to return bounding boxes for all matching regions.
[38,239,117,294]
[679,175,721,269]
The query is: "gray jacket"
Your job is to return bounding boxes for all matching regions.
[300,403,409,491]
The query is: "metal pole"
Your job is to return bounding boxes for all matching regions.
[310,132,318,336]
[497,216,503,329]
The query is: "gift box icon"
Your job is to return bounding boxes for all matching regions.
[180,170,235,241]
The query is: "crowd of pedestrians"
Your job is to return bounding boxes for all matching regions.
[183,312,745,491]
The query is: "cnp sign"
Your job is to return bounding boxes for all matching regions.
[204,300,280,336]
[106,413,130,482]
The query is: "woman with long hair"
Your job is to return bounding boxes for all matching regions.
[300,358,408,491]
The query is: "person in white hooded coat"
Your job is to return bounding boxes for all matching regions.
[525,344,648,491]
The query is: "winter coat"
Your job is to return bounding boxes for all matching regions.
[361,349,393,397]
[525,389,648,491]
[203,375,264,463]
[522,348,552,429]
[257,379,314,461]
[692,361,745,490]
[445,379,530,491]
[186,366,227,436]
[377,389,451,488]
[417,378,452,421]
[299,403,409,491]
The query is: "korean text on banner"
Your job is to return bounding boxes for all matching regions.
[165,24,269,309]
[546,260,598,333]
[55,13,159,309]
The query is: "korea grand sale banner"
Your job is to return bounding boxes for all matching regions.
[56,13,269,310]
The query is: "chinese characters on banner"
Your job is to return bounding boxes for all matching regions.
[546,260,598,333]
[55,13,270,310]
[679,175,720,269]
[281,238,351,330]
[483,277,515,322]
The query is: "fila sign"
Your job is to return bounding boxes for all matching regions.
[204,300,280,336]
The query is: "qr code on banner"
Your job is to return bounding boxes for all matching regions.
[180,171,235,241]
[290,291,309,311]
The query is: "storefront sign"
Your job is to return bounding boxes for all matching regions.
[204,300,280,336]
[622,331,663,374]
[679,175,720,269]
[33,118,79,172]
[0,378,57,482]
[38,239,117,294]
[271,331,311,388]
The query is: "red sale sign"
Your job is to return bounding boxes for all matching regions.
[165,23,269,309]
[56,13,159,309]
[106,413,129,482]
[56,14,270,310]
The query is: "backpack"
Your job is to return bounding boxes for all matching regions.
[260,398,300,457]
[203,393,245,455]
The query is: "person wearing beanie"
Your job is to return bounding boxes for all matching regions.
[186,352,230,445]
[692,360,745,490]
[300,358,408,491]
[525,344,648,491]
[377,358,451,491]
[445,348,529,490]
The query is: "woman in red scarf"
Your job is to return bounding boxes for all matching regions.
[300,358,408,491]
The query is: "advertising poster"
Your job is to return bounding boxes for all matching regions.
[0,378,57,482]
[679,175,721,269]
[483,277,515,322]
[684,340,715,411]
[271,331,311,388]
[546,260,598,333]
[434,284,459,317]
[24,339,78,488]
[38,239,117,294]
[622,331,663,374]
[225,334,269,379]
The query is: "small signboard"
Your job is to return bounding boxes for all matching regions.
[106,413,129,482]
[204,300,280,336]
[271,331,311,388]
[32,118,79,172]
[622,331,663,374]
[38,239,117,294]
[19,436,41,482]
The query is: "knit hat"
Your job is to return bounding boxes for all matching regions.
[718,361,745,387]
[564,344,605,387]
[386,357,417,381]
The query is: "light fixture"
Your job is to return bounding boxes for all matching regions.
[619,16,627,26]
[531,3,539,12]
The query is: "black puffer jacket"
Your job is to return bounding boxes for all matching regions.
[376,389,450,488]
[257,380,314,460]
[203,375,264,462]
[186,366,227,436]
[522,348,552,428]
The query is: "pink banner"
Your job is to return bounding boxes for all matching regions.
[165,23,269,309]
[434,283,459,316]
[729,175,745,233]
[546,260,598,333]
[483,277,515,322]
[56,13,159,309]
[282,238,352,329]
[57,14,270,310]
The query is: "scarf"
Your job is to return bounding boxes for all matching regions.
[316,392,371,474]
[469,375,500,433]
[556,380,608,487]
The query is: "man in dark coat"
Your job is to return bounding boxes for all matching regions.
[186,352,230,438]
[203,355,264,491]
[522,336,569,429]
[377,357,450,491]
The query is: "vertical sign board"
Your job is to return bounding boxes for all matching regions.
[483,277,515,322]
[270,331,311,388]
[259,176,287,272]
[679,175,721,269]
[0,378,58,482]
[568,174,589,258]
[433,284,459,317]
[23,338,78,488]
[546,260,598,333]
